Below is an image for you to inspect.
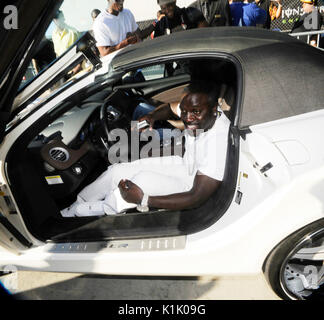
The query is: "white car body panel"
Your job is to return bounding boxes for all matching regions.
[0,162,323,277]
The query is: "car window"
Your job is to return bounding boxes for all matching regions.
[141,65,165,81]
[133,61,190,83]
[20,0,102,89]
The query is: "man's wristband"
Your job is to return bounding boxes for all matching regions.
[137,194,149,212]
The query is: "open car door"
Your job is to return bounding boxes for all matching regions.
[0,0,64,259]
[0,0,104,256]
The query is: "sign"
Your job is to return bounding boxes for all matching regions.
[271,0,324,31]
[1,5,18,30]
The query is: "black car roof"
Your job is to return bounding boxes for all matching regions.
[112,27,298,68]
[112,27,324,128]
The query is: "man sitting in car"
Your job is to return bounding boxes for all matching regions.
[61,81,230,217]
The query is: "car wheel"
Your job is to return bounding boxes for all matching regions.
[263,219,324,300]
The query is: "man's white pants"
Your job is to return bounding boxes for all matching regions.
[64,156,195,216]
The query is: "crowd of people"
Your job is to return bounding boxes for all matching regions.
[90,0,323,58]
[30,0,323,76]
[291,0,323,46]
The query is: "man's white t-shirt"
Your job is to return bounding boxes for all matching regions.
[93,9,138,47]
[177,106,230,181]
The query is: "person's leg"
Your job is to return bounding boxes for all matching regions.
[77,155,185,202]
[61,156,192,216]
[103,158,195,214]
[61,161,148,217]
[132,102,156,120]
[76,162,144,203]
[103,169,194,214]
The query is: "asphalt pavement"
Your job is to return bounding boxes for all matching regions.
[0,271,280,300]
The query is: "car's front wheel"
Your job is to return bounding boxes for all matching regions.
[263,219,324,300]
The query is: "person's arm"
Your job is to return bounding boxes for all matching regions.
[275,0,283,19]
[137,24,156,39]
[126,28,143,44]
[255,6,267,25]
[197,20,209,27]
[119,172,222,210]
[224,1,232,26]
[129,10,141,42]
[186,5,208,27]
[32,59,39,74]
[310,37,317,47]
[138,102,180,130]
[97,35,137,57]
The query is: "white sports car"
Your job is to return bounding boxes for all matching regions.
[0,0,324,300]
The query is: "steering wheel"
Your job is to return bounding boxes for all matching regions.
[99,101,116,150]
[100,100,134,152]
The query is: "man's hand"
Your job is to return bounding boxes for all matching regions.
[138,113,156,131]
[135,102,176,133]
[117,35,138,51]
[158,13,165,21]
[125,33,138,45]
[119,179,144,204]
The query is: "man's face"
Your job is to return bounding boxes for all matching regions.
[53,13,65,30]
[109,0,124,12]
[160,2,177,19]
[180,92,217,136]
[302,2,314,13]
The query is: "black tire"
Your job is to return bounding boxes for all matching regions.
[263,218,324,300]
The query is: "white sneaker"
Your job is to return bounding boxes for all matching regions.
[60,202,79,217]
[103,202,119,215]
[75,201,106,217]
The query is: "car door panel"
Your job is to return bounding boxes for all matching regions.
[224,111,324,229]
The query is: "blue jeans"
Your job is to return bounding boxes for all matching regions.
[132,102,164,140]
[132,102,182,142]
[132,102,155,121]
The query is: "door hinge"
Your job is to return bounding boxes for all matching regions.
[260,162,273,174]
[253,162,273,177]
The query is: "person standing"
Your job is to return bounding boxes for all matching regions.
[52,10,80,57]
[189,0,232,27]
[291,0,323,46]
[230,0,267,27]
[255,0,282,29]
[140,0,205,76]
[91,9,101,22]
[143,0,206,39]
[93,0,140,57]
[89,9,101,38]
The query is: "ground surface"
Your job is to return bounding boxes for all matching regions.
[0,271,280,300]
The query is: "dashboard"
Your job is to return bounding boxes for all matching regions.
[41,102,102,146]
[25,92,137,200]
